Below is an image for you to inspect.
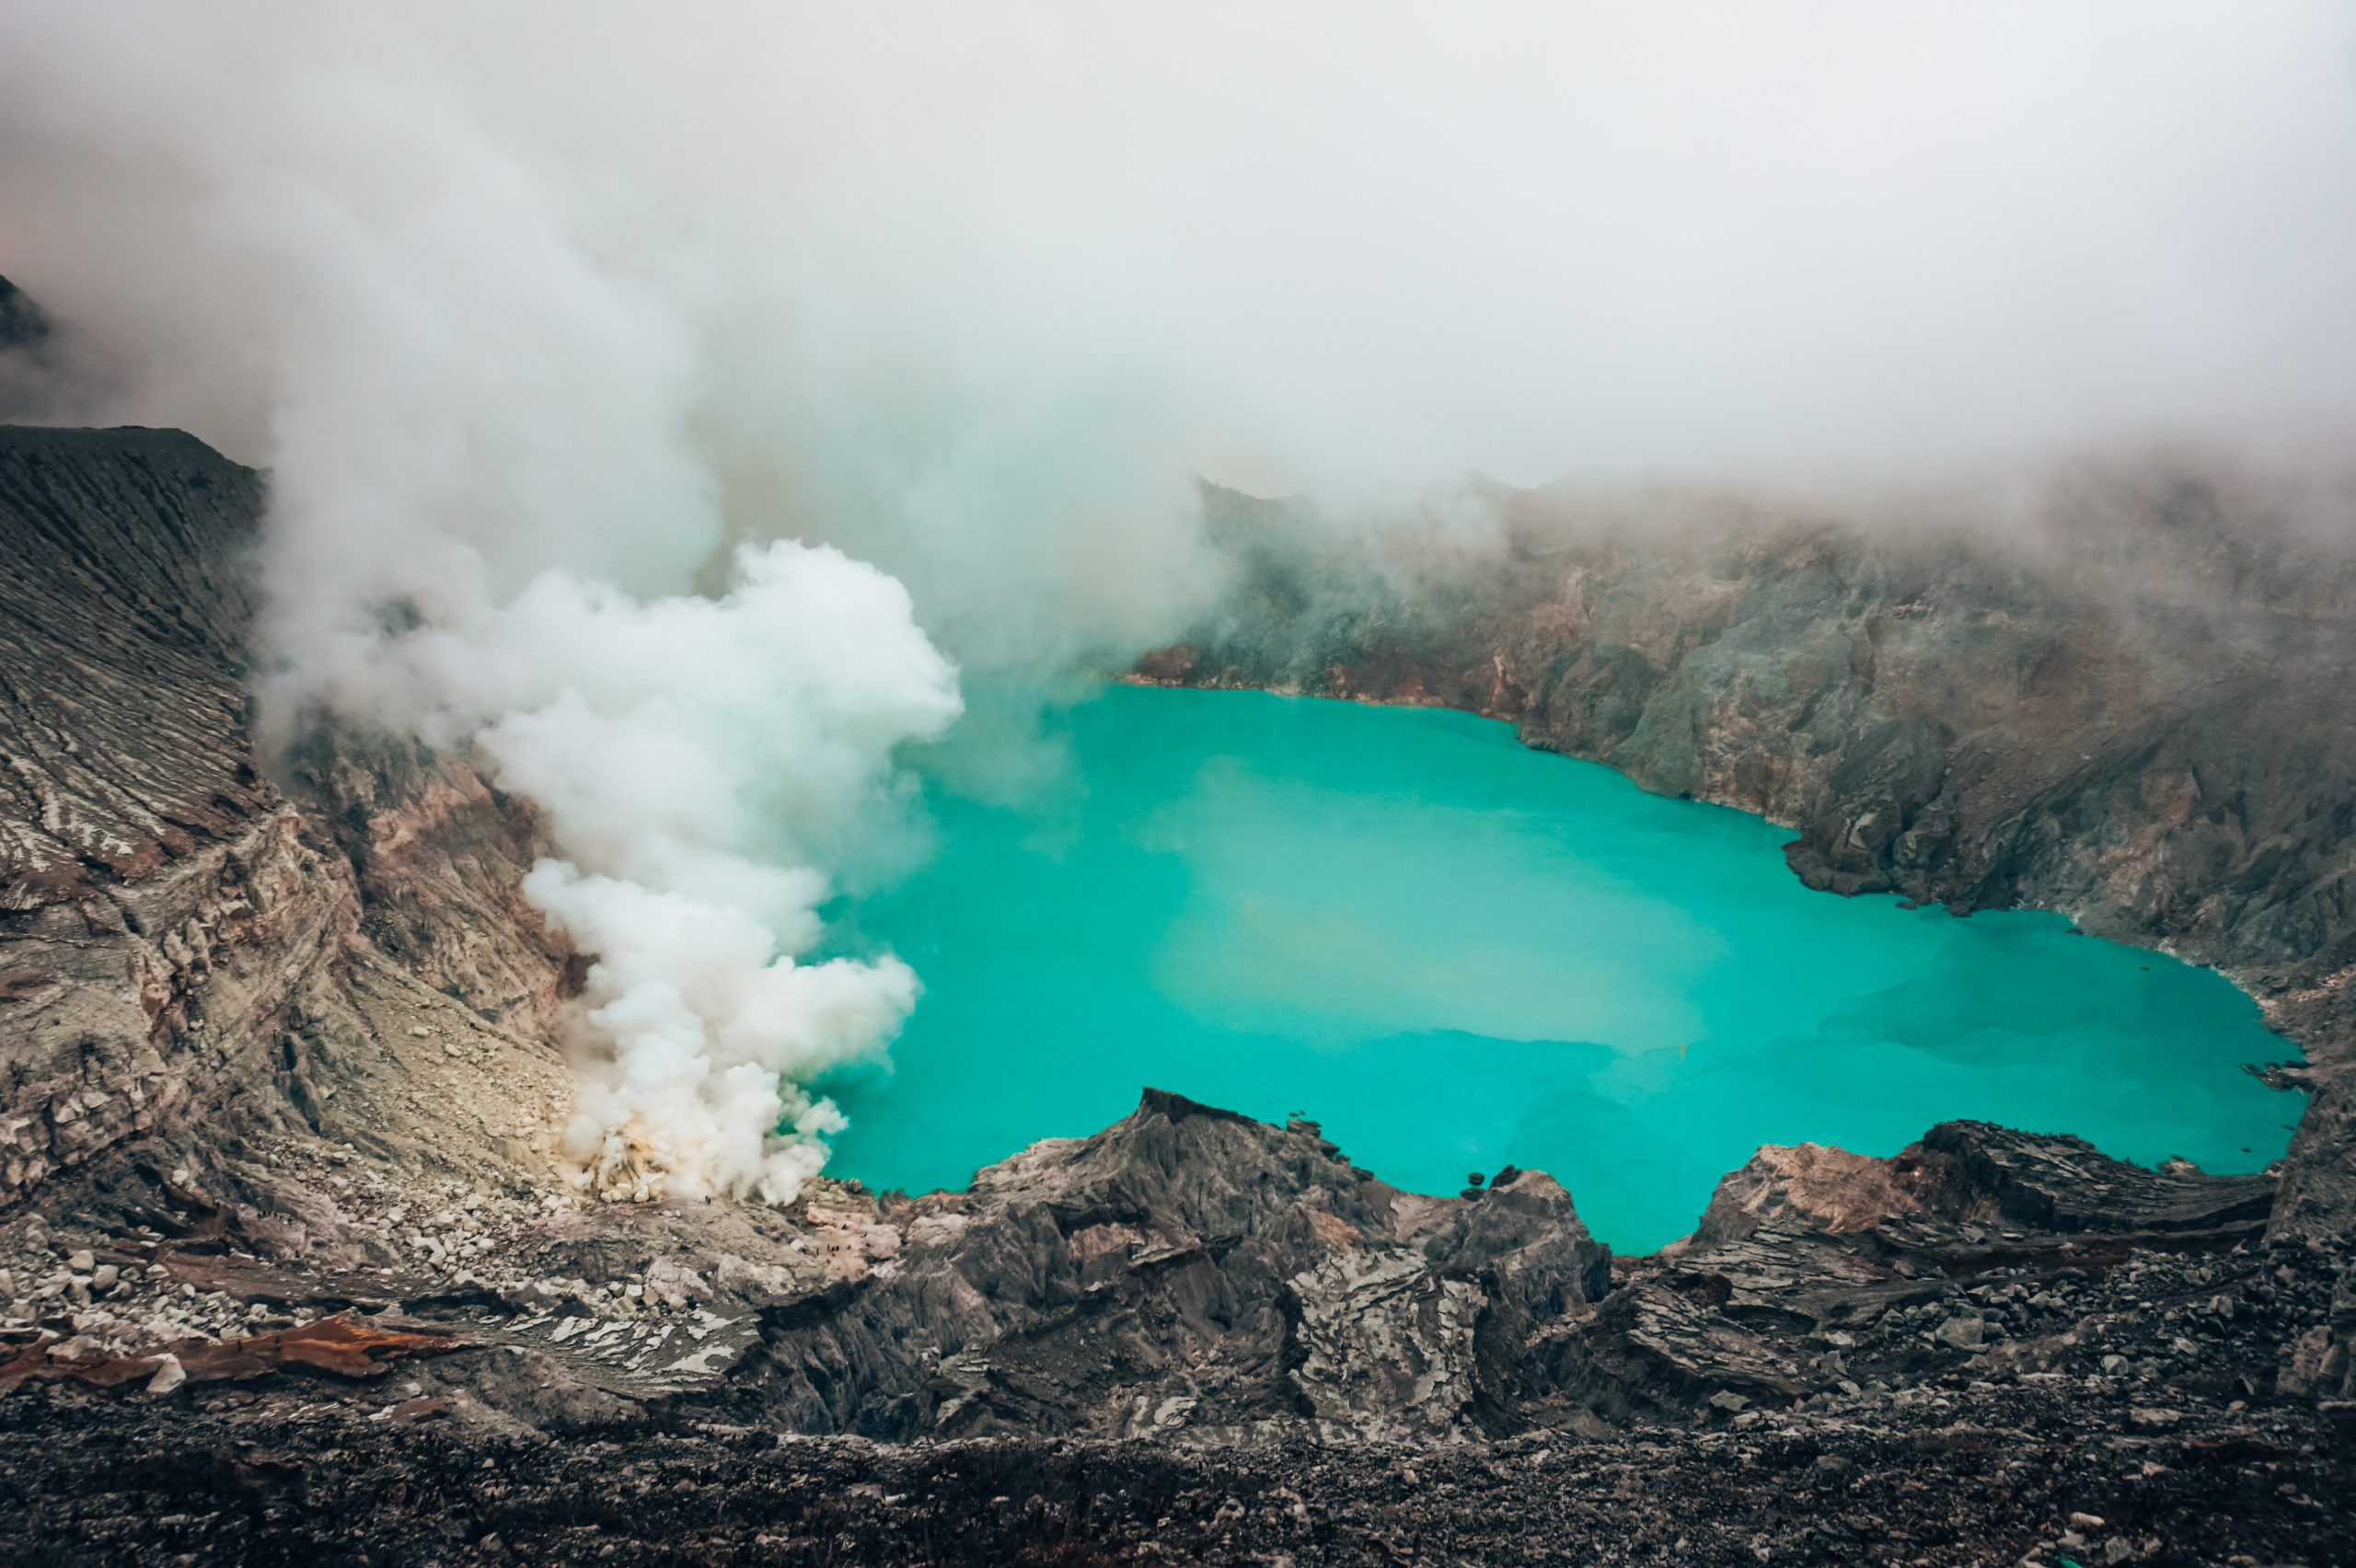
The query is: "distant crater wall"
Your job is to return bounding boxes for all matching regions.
[1150,475,2356,1237]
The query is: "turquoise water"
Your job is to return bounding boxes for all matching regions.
[818,683,2300,1251]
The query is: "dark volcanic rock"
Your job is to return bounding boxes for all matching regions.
[0,1387,2348,1567]
[720,1090,1611,1444]
[0,274,110,423]
[0,1110,2350,1565]
[0,275,52,351]
[621,1088,1621,1440]
[1593,1123,2297,1420]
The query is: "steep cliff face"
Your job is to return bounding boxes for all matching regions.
[0,424,574,1215]
[1147,471,2356,1239]
[0,425,313,1200]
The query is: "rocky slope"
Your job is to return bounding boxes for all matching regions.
[0,423,576,1218]
[0,418,2350,1562]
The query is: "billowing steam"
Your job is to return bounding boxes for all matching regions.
[2,2,2354,1199]
[391,545,960,1200]
[0,1,982,1201]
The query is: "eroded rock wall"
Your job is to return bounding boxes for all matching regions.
[1165,474,2356,986]
[0,424,574,1216]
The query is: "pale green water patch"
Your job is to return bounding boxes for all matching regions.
[818,684,2300,1251]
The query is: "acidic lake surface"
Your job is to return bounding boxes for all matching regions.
[818,683,2300,1251]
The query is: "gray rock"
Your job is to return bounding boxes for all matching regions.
[144,1354,186,1395]
[730,1089,1609,1442]
[1935,1314,1986,1352]
[0,425,574,1222]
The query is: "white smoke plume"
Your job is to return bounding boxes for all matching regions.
[3,3,2355,1196]
[0,1,978,1201]
[397,544,960,1201]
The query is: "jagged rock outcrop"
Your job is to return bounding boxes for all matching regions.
[1593,1122,2292,1419]
[14,1080,2332,1450]
[1145,470,2356,1242]
[717,1090,1610,1445]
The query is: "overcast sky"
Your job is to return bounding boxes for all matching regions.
[4,4,2352,515]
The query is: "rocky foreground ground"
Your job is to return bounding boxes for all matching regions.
[0,1095,2350,1565]
[0,1298,2349,1567]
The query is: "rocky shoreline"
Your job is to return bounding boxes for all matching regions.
[1142,472,2356,1239]
[1,423,2351,1562]
[0,1093,2349,1564]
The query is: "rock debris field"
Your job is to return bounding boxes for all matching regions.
[0,1111,2350,1566]
[0,1352,2349,1566]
